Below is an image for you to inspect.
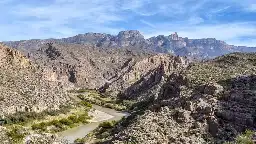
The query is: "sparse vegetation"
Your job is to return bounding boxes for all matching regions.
[98,121,117,129]
[224,130,255,144]
[74,137,87,143]
[185,53,256,88]
[3,105,72,126]
[75,91,135,111]
[6,126,27,143]
[31,108,91,133]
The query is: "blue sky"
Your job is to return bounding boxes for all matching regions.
[0,0,256,46]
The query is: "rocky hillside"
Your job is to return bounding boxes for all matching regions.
[101,54,189,98]
[0,44,71,117]
[14,41,190,97]
[91,52,256,144]
[17,42,153,90]
[3,31,256,59]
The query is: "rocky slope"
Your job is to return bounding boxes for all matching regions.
[92,52,256,144]
[17,42,153,90]
[101,54,189,99]
[3,31,256,59]
[0,44,71,117]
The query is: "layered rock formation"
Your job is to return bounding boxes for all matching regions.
[0,44,71,117]
[3,30,256,59]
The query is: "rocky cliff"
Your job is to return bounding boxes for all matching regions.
[94,52,256,144]
[101,54,189,99]
[3,30,256,59]
[0,44,71,117]
[19,42,153,91]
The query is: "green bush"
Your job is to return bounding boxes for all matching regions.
[235,130,255,144]
[3,105,72,125]
[48,120,63,128]
[31,122,47,131]
[225,130,255,144]
[99,121,117,129]
[77,114,90,124]
[121,100,136,109]
[68,115,79,123]
[59,118,73,126]
[6,126,25,143]
[74,138,86,143]
[79,101,92,108]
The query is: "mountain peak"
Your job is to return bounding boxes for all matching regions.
[170,32,182,40]
[117,30,144,39]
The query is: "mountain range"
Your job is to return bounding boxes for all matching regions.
[3,30,256,59]
[0,30,256,144]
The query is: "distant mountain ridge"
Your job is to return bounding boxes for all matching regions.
[3,30,256,59]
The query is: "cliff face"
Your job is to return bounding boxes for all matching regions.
[21,42,153,90]
[0,44,71,117]
[4,30,256,59]
[101,54,189,99]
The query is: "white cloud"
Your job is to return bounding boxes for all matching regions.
[0,0,126,40]
[188,16,204,25]
[140,20,156,28]
[211,6,231,13]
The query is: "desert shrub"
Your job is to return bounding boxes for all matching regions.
[48,120,62,128]
[76,89,88,93]
[224,130,255,144]
[46,105,71,116]
[3,105,72,125]
[4,112,45,125]
[121,100,136,109]
[68,115,79,123]
[77,94,84,99]
[235,130,255,144]
[74,138,86,143]
[59,118,73,126]
[31,122,47,131]
[99,121,117,129]
[79,101,92,108]
[6,126,26,143]
[77,114,90,124]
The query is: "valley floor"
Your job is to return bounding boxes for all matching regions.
[58,104,129,143]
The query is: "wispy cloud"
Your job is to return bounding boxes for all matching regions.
[0,0,255,46]
[247,4,256,12]
[142,22,256,46]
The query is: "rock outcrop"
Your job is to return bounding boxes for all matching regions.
[102,54,189,99]
[0,44,71,117]
[99,52,256,144]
